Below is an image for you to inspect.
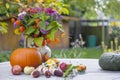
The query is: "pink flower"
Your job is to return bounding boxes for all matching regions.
[45,8,57,16]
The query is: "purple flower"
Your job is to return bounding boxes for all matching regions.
[37,8,44,13]
[18,11,26,20]
[14,22,17,28]
[45,8,62,21]
[26,7,44,13]
[45,8,58,16]
[40,28,50,34]
[54,11,63,20]
[32,7,42,13]
[46,22,49,26]
[18,14,25,20]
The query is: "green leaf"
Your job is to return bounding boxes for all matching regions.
[63,64,73,78]
[39,12,45,21]
[34,37,44,47]
[47,21,63,30]
[39,21,46,30]
[27,19,35,26]
[59,8,69,15]
[46,27,58,40]
[5,3,9,9]
[46,32,55,41]
[50,21,64,32]
[0,22,8,27]
[6,12,9,17]
[67,64,72,69]
[39,12,50,21]
[32,14,40,18]
[46,21,56,30]
[34,29,40,34]
[72,66,77,69]
[24,26,35,35]
[0,26,7,34]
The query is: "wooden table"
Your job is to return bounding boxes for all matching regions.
[0,59,120,80]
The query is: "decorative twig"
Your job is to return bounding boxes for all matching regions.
[71,34,85,48]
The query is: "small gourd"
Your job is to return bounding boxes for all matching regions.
[99,52,120,71]
[24,66,35,75]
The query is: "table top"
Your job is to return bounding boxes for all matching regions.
[0,59,120,80]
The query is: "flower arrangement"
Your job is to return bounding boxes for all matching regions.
[12,7,65,47]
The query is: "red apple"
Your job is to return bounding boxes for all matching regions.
[59,62,68,72]
[11,65,22,75]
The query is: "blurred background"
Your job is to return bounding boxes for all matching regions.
[1,0,120,61]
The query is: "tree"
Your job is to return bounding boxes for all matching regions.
[63,0,97,19]
[102,0,120,19]
[63,0,120,19]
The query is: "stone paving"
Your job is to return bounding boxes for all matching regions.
[0,59,120,80]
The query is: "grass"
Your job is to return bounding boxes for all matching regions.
[0,51,11,62]
[51,47,103,59]
[0,47,103,62]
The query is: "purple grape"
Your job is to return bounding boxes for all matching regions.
[32,70,40,78]
[45,70,51,78]
[54,70,63,77]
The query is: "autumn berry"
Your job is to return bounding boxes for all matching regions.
[42,40,47,46]
[35,18,40,24]
[34,34,39,38]
[11,18,16,23]
[19,26,25,32]
[46,38,51,44]
[16,20,21,26]
[34,24,39,29]
[54,38,60,44]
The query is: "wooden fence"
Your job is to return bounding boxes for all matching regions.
[0,21,21,51]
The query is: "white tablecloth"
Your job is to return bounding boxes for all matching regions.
[0,59,120,80]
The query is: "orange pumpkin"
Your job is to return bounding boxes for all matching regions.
[10,48,42,70]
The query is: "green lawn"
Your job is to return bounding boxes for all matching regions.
[52,47,103,59]
[0,51,10,62]
[0,47,103,62]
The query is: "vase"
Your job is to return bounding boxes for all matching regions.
[24,37,51,61]
[37,45,51,58]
